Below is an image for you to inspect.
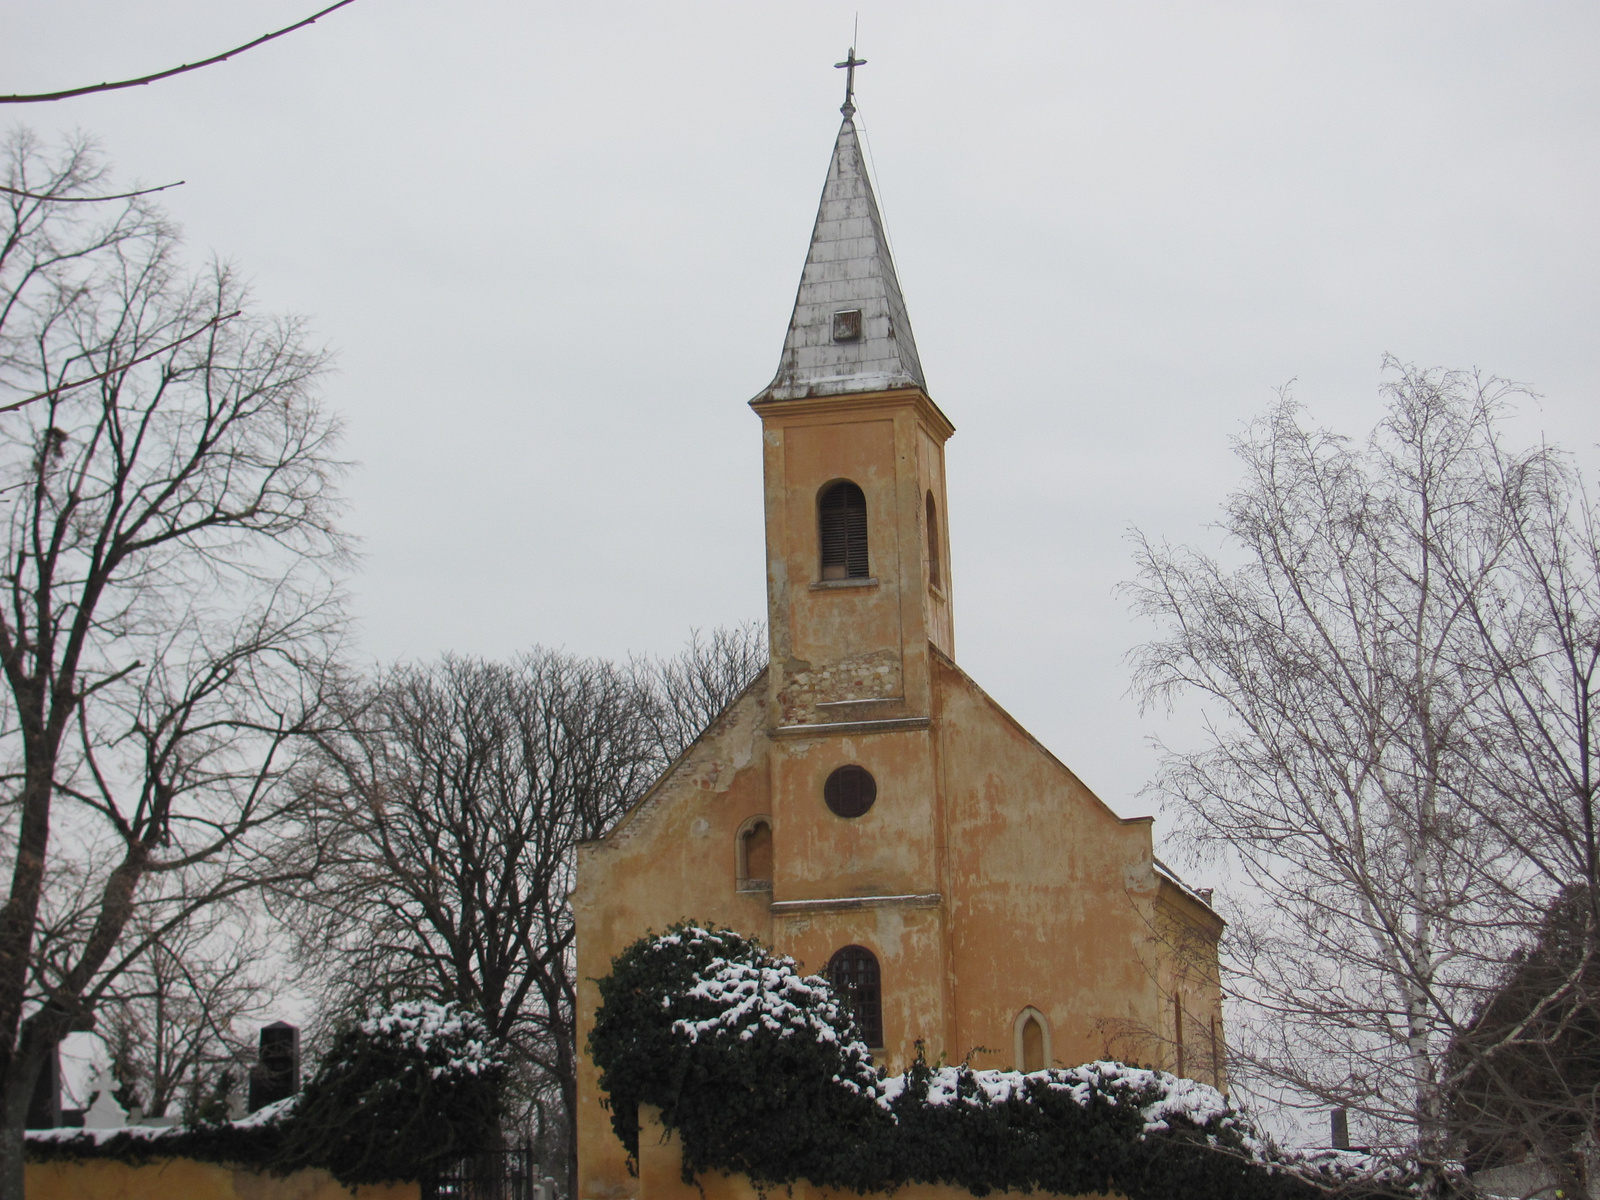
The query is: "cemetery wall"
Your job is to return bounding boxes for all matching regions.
[24,1157,420,1200]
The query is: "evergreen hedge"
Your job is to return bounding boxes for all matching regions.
[589,925,1424,1200]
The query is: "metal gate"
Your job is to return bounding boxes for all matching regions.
[424,1142,542,1200]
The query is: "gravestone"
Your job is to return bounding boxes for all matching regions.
[82,1067,127,1130]
[24,1048,59,1128]
[247,1021,300,1112]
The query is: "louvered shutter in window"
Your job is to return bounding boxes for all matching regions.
[819,482,868,580]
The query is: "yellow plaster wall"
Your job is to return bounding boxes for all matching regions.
[24,1158,416,1200]
[770,727,940,902]
[915,423,954,659]
[573,653,1224,1200]
[931,651,1166,1071]
[1153,882,1228,1090]
[757,391,955,728]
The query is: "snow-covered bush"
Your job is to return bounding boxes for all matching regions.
[588,924,884,1184]
[590,925,1428,1200]
[279,999,505,1184]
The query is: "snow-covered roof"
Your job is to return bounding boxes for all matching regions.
[753,112,927,403]
[1153,856,1220,916]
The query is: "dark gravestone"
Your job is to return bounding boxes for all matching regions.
[1330,1107,1350,1150]
[248,1021,300,1113]
[25,1048,60,1129]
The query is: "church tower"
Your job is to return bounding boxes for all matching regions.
[753,101,955,724]
[747,87,961,1055]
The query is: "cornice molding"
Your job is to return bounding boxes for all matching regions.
[749,387,956,441]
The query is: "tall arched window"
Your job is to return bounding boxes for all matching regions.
[819,481,869,581]
[925,491,941,589]
[827,945,883,1047]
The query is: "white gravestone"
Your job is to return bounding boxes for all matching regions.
[82,1068,126,1130]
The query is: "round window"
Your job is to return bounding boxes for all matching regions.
[824,765,877,818]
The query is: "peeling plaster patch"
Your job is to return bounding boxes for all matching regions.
[690,818,711,839]
[780,649,901,723]
[873,908,907,956]
[1123,859,1157,893]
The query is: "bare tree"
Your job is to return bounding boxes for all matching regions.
[100,907,274,1122]
[1126,360,1598,1191]
[0,1,359,105]
[291,650,662,1193]
[291,628,764,1192]
[633,621,766,763]
[0,131,346,1199]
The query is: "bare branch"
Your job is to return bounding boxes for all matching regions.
[0,0,360,104]
[0,181,183,203]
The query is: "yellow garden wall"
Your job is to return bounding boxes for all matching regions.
[24,1157,419,1200]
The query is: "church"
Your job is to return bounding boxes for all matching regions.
[572,72,1224,1200]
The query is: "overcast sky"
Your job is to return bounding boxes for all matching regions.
[4,2,1597,879]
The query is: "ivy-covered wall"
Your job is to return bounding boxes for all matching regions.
[590,927,1427,1200]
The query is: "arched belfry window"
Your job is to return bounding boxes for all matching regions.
[828,945,883,1047]
[819,481,869,581]
[925,492,941,589]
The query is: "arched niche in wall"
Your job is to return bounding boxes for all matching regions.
[1014,1006,1052,1073]
[735,815,773,892]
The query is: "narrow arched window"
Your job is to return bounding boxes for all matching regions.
[740,820,772,889]
[828,945,883,1047]
[925,491,941,589]
[819,481,869,581]
[1174,991,1186,1078]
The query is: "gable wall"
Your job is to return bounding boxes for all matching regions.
[573,681,775,1200]
[931,653,1166,1071]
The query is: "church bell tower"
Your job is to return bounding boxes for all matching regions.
[752,67,959,1036]
[752,89,956,737]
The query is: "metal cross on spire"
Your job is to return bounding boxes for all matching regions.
[835,46,866,117]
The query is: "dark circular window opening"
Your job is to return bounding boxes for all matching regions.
[824,765,877,817]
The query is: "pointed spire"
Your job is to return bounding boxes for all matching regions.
[753,110,927,403]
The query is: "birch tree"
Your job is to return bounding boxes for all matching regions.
[1127,360,1598,1190]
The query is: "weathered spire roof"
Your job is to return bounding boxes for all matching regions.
[753,113,926,403]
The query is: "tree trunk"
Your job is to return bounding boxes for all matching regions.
[0,1037,47,1200]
